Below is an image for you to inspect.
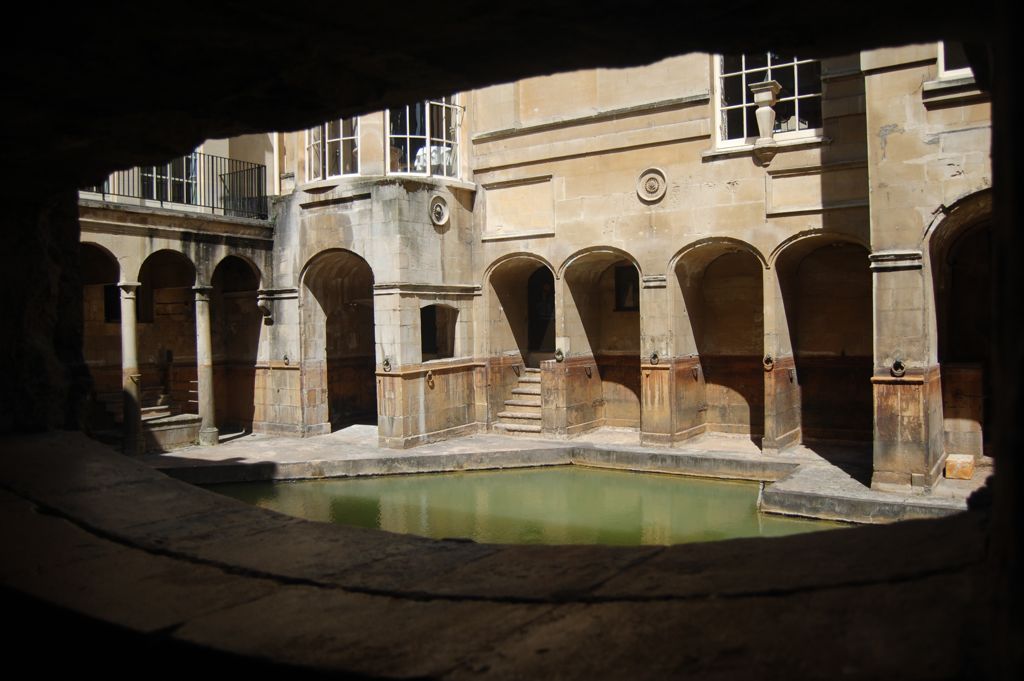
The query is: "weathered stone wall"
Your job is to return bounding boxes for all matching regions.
[862,43,992,489]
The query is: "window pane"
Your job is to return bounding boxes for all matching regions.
[774,64,795,98]
[943,41,970,71]
[798,96,822,130]
[343,117,357,137]
[798,61,822,95]
[430,102,445,142]
[722,74,743,107]
[746,52,767,70]
[770,51,796,66]
[431,142,453,176]
[775,98,796,132]
[389,107,407,136]
[722,54,743,74]
[745,105,759,139]
[309,141,322,179]
[309,125,322,144]
[410,137,427,172]
[724,107,744,140]
[327,119,341,139]
[342,139,357,174]
[408,101,427,136]
[390,137,408,172]
[327,140,341,176]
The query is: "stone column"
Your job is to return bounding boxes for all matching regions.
[194,285,219,446]
[761,266,800,452]
[868,249,944,491]
[639,274,672,445]
[119,281,143,455]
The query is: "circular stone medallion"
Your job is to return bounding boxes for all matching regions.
[636,167,667,203]
[429,195,450,226]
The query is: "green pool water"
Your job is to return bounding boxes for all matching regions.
[210,466,843,545]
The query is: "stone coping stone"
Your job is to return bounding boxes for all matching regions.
[0,432,994,678]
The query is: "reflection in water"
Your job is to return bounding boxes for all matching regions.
[211,466,843,545]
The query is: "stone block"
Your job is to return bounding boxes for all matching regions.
[944,454,974,480]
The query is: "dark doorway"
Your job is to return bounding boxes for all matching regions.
[937,222,992,456]
[527,267,555,355]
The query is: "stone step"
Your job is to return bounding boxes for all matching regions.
[511,386,541,396]
[523,367,541,374]
[518,375,541,384]
[505,395,544,405]
[493,423,542,434]
[497,411,541,421]
[142,405,172,416]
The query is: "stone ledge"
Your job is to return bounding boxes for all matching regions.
[0,431,993,679]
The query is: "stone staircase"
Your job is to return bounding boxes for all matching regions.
[494,367,543,435]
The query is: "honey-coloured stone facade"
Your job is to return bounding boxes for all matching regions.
[79,45,991,490]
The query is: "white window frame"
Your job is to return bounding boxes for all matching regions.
[713,53,823,148]
[938,41,973,80]
[305,118,360,182]
[386,96,463,179]
[139,151,199,205]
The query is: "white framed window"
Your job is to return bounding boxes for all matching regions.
[387,96,462,178]
[715,52,822,145]
[140,152,198,204]
[306,118,359,182]
[938,41,973,79]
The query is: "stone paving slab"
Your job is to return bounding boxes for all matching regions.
[173,586,556,678]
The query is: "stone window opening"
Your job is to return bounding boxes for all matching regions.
[614,265,640,311]
[388,96,463,178]
[306,118,359,182]
[716,52,822,144]
[421,304,458,361]
[938,41,973,79]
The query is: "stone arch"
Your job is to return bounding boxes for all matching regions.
[136,249,199,415]
[485,253,557,369]
[483,252,557,283]
[79,242,123,423]
[211,255,262,432]
[925,189,993,460]
[672,239,766,444]
[210,252,264,290]
[669,237,768,276]
[558,245,642,280]
[300,248,377,433]
[774,234,873,450]
[561,246,643,433]
[768,230,869,269]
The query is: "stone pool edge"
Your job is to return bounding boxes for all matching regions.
[152,442,968,525]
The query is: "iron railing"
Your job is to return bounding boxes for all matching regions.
[82,151,268,220]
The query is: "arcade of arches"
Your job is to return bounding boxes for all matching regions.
[73,45,993,493]
[78,193,993,496]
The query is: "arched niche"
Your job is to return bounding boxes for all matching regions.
[673,242,765,443]
[211,256,262,433]
[136,249,198,413]
[300,249,377,431]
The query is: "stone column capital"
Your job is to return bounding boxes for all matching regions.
[193,285,213,301]
[118,280,141,292]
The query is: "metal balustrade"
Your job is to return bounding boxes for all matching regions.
[82,151,268,220]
